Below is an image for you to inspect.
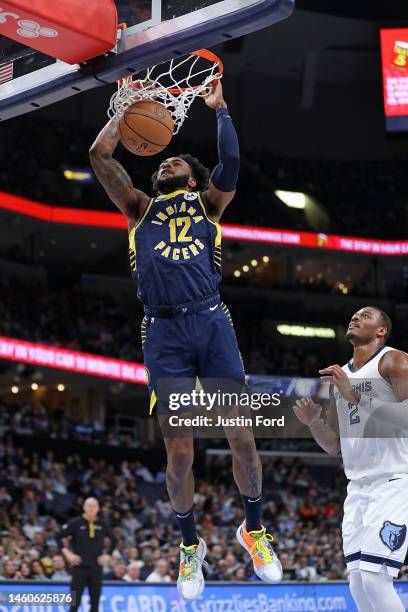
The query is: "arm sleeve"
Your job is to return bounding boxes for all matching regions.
[210,107,240,192]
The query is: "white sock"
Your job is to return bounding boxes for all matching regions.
[361,567,404,612]
[349,569,375,612]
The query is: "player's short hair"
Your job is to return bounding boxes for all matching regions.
[177,154,210,191]
[369,307,392,343]
[151,153,210,192]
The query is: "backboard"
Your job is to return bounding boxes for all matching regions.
[0,0,294,121]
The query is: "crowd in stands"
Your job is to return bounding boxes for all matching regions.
[0,399,114,448]
[2,439,404,583]
[1,118,407,239]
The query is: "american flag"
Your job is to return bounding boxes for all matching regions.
[0,61,13,84]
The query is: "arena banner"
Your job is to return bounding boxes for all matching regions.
[0,582,407,612]
[2,191,408,256]
[381,28,408,117]
[380,28,408,131]
[0,336,147,384]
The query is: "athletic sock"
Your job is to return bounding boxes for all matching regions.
[174,507,199,547]
[241,494,263,532]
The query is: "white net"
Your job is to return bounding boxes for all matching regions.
[107,49,222,134]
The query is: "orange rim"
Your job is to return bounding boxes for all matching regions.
[119,49,223,95]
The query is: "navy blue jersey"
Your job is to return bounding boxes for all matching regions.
[128,190,222,307]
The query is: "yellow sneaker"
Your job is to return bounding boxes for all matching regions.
[236,521,283,582]
[177,538,207,601]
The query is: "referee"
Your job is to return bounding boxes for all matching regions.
[57,497,116,612]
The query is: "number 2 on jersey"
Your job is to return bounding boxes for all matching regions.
[348,402,361,425]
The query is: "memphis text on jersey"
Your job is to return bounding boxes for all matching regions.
[334,381,373,402]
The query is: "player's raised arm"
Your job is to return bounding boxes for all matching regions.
[381,349,408,401]
[202,81,240,221]
[353,350,408,429]
[89,118,150,221]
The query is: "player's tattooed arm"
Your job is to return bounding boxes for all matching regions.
[89,119,149,220]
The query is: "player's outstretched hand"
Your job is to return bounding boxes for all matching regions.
[204,79,227,110]
[319,364,360,404]
[293,397,321,426]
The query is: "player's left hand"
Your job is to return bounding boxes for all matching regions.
[204,79,227,110]
[97,554,111,566]
[319,365,360,404]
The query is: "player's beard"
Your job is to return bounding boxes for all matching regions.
[156,172,190,194]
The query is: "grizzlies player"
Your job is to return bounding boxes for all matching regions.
[90,81,282,601]
[293,307,408,612]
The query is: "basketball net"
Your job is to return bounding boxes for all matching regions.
[108,49,223,134]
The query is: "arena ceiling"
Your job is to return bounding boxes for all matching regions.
[297,0,408,21]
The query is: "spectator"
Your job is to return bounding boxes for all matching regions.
[295,556,318,582]
[30,560,48,580]
[2,560,17,580]
[22,513,43,540]
[124,562,141,582]
[15,561,31,580]
[145,560,171,583]
[50,556,70,582]
[106,562,127,581]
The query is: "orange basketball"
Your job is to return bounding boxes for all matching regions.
[118,100,174,157]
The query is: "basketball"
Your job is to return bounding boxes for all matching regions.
[118,100,174,156]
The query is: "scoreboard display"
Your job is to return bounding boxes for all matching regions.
[381,28,408,131]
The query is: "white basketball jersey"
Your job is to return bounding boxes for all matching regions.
[335,346,408,482]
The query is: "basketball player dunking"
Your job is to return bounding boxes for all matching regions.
[293,306,408,612]
[90,81,282,600]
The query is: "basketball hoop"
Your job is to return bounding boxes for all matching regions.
[108,49,223,135]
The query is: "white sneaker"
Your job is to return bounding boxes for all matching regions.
[236,521,283,582]
[177,537,207,601]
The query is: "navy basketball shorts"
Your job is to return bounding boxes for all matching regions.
[141,300,245,415]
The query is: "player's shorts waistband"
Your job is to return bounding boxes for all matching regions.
[144,293,220,318]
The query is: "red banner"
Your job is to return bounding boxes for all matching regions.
[0,337,146,384]
[381,28,408,117]
[1,190,408,256]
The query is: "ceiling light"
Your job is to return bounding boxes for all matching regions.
[262,256,270,263]
[11,386,19,394]
[31,383,39,391]
[277,325,336,339]
[275,190,307,209]
[242,265,250,272]
[57,384,65,392]
[234,270,241,278]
